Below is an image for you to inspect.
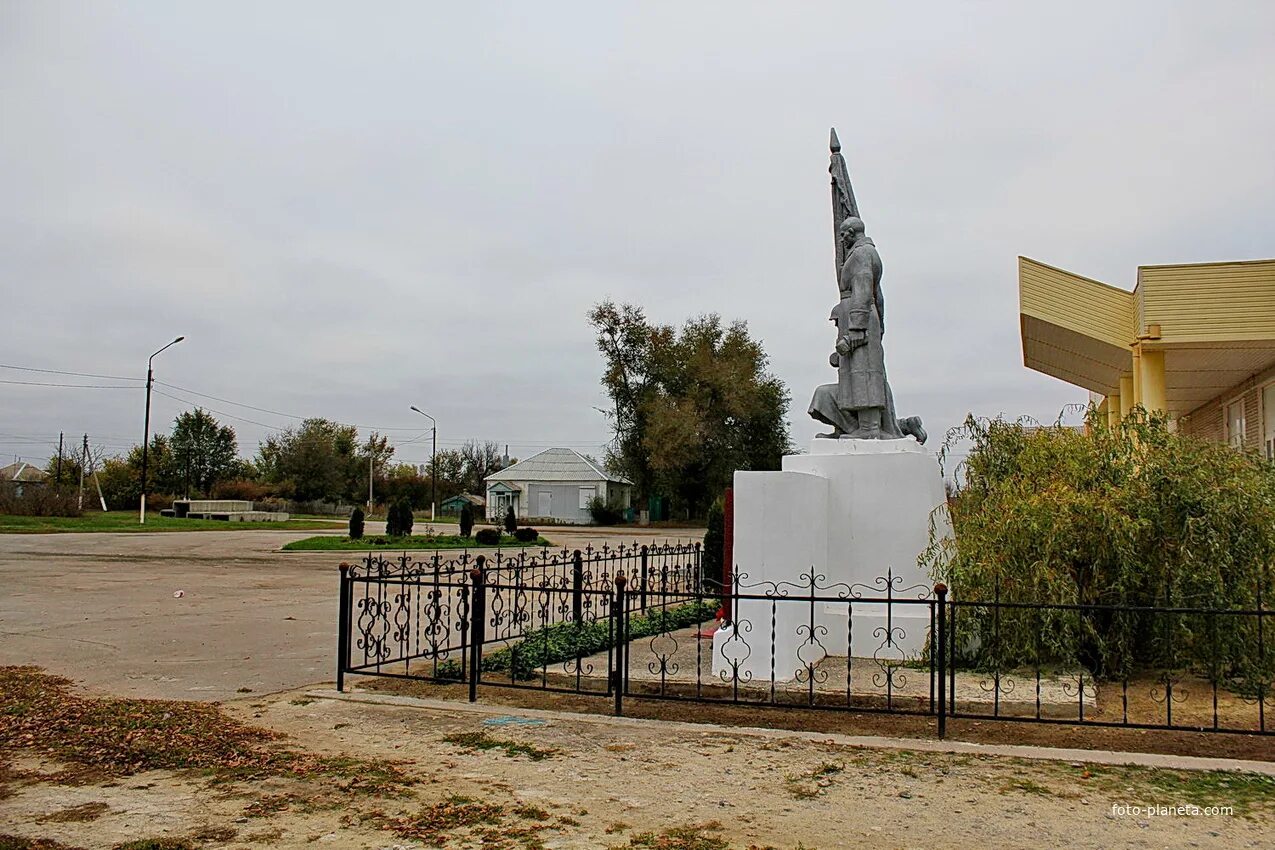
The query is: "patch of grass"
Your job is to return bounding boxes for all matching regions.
[0,666,414,796]
[1053,762,1275,817]
[611,821,730,850]
[189,827,236,842]
[442,731,558,761]
[0,837,86,850]
[0,512,341,534]
[512,804,552,820]
[281,533,553,551]
[783,761,844,799]
[999,777,1056,797]
[35,802,109,823]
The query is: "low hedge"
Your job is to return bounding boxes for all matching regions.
[437,600,717,681]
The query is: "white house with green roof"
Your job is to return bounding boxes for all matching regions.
[483,447,632,524]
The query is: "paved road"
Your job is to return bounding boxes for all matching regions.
[0,525,702,701]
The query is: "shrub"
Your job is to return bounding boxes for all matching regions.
[925,407,1275,687]
[703,496,725,591]
[385,500,413,537]
[213,478,271,501]
[474,528,501,546]
[436,600,717,681]
[587,495,626,525]
[348,506,365,540]
[459,503,474,538]
[514,526,538,543]
[504,505,517,534]
[0,482,81,517]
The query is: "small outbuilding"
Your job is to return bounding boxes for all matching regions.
[484,447,631,524]
[440,493,486,516]
[1,461,48,497]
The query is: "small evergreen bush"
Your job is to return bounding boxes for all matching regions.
[459,502,474,538]
[587,495,626,525]
[348,506,365,540]
[385,499,414,537]
[702,496,725,591]
[474,528,501,546]
[514,526,538,543]
[504,505,517,534]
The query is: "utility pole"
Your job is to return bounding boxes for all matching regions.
[85,438,107,511]
[139,335,185,524]
[409,406,438,520]
[55,432,63,485]
[367,455,374,512]
[77,434,87,511]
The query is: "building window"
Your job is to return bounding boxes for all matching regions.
[1226,399,1246,450]
[1264,385,1275,461]
[578,486,596,509]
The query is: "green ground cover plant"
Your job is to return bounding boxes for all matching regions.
[436,600,717,681]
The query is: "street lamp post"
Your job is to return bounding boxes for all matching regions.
[139,336,185,524]
[409,406,438,521]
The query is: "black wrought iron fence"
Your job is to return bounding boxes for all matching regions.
[336,550,1273,738]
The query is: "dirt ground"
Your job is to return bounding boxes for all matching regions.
[4,527,1275,849]
[0,526,702,701]
[2,683,1273,850]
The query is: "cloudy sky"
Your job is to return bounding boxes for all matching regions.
[2,2,1273,473]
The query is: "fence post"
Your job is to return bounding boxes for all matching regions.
[934,582,948,739]
[469,557,486,703]
[337,563,351,693]
[572,549,584,624]
[639,545,649,610]
[613,572,628,717]
[694,541,702,589]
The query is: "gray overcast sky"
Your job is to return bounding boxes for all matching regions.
[2,2,1273,471]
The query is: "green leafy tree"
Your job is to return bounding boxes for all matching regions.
[169,409,238,497]
[588,300,791,517]
[925,408,1275,689]
[256,419,393,503]
[126,435,181,497]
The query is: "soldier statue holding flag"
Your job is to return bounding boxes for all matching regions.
[809,129,926,443]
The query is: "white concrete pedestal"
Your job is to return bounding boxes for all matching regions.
[712,437,952,683]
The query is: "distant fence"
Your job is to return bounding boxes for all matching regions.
[336,548,1273,738]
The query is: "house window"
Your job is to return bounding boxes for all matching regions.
[1226,399,1246,450]
[1264,385,1275,461]
[578,486,596,509]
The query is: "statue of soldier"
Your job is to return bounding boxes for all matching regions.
[810,217,925,442]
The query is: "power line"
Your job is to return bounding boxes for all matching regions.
[0,363,143,382]
[0,379,140,389]
[149,389,283,431]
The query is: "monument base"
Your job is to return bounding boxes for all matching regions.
[712,437,951,683]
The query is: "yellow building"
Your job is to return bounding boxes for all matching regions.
[1018,256,1275,455]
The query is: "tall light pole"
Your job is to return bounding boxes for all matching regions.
[409,406,437,521]
[139,336,185,524]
